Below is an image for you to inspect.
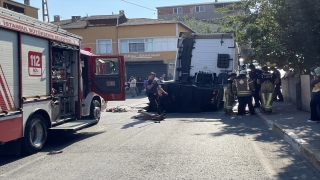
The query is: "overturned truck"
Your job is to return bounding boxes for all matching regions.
[162,32,239,113]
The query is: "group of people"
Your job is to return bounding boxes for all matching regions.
[128,76,144,97]
[224,64,283,115]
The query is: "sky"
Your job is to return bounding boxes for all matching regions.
[15,0,236,20]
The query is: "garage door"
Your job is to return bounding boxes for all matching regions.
[126,61,167,80]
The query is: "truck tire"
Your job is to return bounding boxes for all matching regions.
[21,114,47,155]
[213,91,223,111]
[89,99,101,124]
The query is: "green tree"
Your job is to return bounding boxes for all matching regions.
[174,16,215,34]
[216,0,320,71]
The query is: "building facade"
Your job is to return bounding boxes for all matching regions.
[156,1,241,22]
[52,11,194,79]
[0,0,38,19]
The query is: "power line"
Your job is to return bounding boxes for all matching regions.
[119,0,181,17]
[120,0,156,13]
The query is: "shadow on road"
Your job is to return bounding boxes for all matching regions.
[176,111,320,179]
[0,131,105,167]
[121,118,153,129]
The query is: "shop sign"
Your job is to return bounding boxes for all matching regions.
[123,54,160,59]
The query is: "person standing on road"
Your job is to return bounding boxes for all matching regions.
[308,67,320,123]
[233,70,255,115]
[270,66,284,102]
[257,66,279,113]
[146,72,163,115]
[249,64,263,108]
[129,76,137,98]
[224,73,237,114]
[136,77,144,95]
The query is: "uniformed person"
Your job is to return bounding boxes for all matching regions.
[233,70,256,115]
[146,72,163,115]
[308,67,320,122]
[270,66,284,102]
[224,73,237,114]
[257,66,279,113]
[249,64,263,107]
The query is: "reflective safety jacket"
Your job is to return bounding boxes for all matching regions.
[232,75,255,97]
[258,72,276,84]
[311,76,320,93]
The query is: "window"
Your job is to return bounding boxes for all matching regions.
[119,39,153,53]
[3,3,25,14]
[173,7,182,14]
[97,39,112,54]
[95,58,119,75]
[153,38,177,52]
[195,6,205,12]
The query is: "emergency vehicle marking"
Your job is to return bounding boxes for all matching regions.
[0,65,15,110]
[0,16,80,46]
[28,51,43,76]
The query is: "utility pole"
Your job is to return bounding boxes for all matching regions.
[42,0,50,22]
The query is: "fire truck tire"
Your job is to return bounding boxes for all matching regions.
[21,114,47,155]
[89,100,101,123]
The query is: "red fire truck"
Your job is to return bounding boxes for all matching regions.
[0,7,125,154]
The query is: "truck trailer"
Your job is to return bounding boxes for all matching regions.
[162,32,239,113]
[0,7,125,154]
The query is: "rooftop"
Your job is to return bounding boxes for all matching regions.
[156,1,241,8]
[51,14,195,32]
[119,18,180,26]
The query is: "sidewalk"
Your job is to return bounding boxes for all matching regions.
[256,102,320,170]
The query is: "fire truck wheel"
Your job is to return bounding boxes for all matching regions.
[22,114,47,154]
[90,100,101,123]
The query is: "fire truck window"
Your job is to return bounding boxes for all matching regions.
[95,58,119,75]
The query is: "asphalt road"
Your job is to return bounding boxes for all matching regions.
[1,95,320,180]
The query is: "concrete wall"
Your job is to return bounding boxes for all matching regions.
[282,76,300,104]
[301,75,311,112]
[282,74,311,111]
[67,26,118,55]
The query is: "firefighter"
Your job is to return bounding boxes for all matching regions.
[224,73,237,114]
[257,66,279,113]
[232,70,256,115]
[249,64,263,107]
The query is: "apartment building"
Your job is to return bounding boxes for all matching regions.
[52,11,194,79]
[0,0,38,19]
[156,1,241,22]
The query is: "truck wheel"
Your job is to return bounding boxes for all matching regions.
[21,114,47,155]
[213,92,223,111]
[89,100,101,123]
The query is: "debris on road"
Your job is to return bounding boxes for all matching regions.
[133,111,165,123]
[47,150,63,155]
[106,106,128,113]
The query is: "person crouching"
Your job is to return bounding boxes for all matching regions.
[146,72,163,115]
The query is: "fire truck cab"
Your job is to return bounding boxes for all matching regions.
[0,7,125,154]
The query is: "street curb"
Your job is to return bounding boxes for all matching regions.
[256,109,320,171]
